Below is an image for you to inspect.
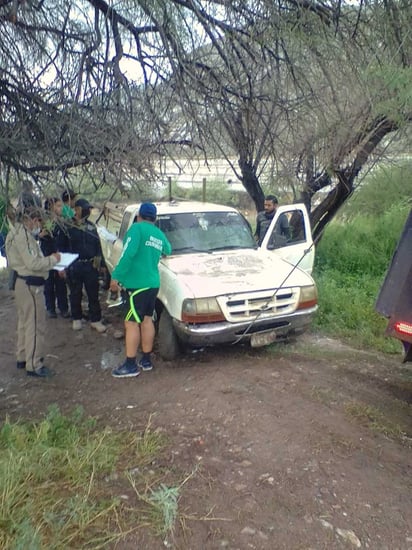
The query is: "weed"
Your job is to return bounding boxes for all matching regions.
[0,406,169,549]
[148,484,180,535]
[135,414,167,464]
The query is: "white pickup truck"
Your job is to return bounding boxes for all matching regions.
[97,200,318,360]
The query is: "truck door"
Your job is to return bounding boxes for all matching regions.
[260,204,314,274]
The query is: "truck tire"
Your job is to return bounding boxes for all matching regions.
[158,309,181,361]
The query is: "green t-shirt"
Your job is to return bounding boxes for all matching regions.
[112,221,172,289]
[62,204,75,219]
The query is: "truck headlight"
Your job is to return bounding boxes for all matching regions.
[182,298,225,323]
[297,285,318,310]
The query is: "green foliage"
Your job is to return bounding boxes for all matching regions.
[313,165,410,354]
[366,66,412,122]
[342,162,412,219]
[0,406,169,549]
[313,269,401,353]
[315,204,409,277]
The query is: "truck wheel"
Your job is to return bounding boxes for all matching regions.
[158,309,181,361]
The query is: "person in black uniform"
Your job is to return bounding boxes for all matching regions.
[62,198,107,333]
[40,197,70,318]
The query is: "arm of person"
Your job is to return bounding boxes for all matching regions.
[15,228,60,270]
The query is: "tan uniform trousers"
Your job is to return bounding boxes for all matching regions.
[15,277,46,371]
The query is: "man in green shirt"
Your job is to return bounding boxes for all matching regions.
[110,202,172,378]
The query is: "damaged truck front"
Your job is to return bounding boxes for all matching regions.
[98,200,318,360]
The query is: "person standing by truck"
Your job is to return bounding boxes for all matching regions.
[63,198,107,333]
[6,207,61,377]
[110,202,172,378]
[40,197,70,318]
[255,194,290,246]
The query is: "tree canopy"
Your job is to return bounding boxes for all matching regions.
[1,0,411,239]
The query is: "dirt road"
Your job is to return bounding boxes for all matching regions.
[1,284,411,549]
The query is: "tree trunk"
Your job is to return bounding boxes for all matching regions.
[238,158,265,212]
[310,171,355,243]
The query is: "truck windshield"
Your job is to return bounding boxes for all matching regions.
[157,211,256,254]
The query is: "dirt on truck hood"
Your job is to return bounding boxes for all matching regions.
[161,248,314,297]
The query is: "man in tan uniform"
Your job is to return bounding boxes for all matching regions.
[6,208,61,377]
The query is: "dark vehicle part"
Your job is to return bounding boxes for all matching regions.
[375,209,412,362]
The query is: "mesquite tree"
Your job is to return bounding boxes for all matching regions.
[0,0,411,241]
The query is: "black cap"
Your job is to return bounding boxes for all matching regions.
[75,198,93,210]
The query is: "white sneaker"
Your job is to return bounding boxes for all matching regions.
[72,320,82,331]
[90,321,107,333]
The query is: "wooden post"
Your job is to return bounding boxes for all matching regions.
[202,177,206,202]
[168,176,172,202]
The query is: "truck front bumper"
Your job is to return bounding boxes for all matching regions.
[173,307,317,347]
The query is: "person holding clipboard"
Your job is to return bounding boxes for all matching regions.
[6,207,61,378]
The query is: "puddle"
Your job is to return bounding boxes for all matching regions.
[100,349,122,370]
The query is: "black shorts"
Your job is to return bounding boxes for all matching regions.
[121,287,159,323]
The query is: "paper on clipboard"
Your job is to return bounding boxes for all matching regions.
[53,253,79,271]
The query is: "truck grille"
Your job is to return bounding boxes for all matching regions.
[218,288,299,322]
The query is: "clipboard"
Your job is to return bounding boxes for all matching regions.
[53,253,79,271]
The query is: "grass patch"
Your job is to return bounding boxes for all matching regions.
[313,187,410,355]
[0,405,175,549]
[344,401,409,443]
[313,270,402,353]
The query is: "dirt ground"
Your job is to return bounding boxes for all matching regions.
[1,282,411,550]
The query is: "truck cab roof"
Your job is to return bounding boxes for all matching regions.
[123,200,240,216]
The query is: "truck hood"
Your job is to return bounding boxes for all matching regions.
[161,249,314,297]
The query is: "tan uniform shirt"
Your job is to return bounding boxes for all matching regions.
[5,223,58,277]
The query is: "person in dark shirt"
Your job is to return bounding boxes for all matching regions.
[254,195,290,246]
[62,198,107,333]
[39,198,70,318]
